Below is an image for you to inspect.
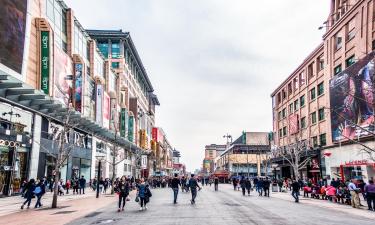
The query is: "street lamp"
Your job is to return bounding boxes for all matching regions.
[95,154,105,198]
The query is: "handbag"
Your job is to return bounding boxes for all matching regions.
[135,196,139,202]
[126,197,130,201]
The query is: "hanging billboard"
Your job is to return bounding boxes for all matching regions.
[74,63,83,112]
[40,31,50,94]
[128,115,134,142]
[96,84,103,126]
[103,91,110,129]
[84,74,95,120]
[54,47,73,106]
[0,0,28,76]
[120,108,128,138]
[330,52,375,142]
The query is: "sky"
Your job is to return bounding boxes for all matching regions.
[65,0,330,171]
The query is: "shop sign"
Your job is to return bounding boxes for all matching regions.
[120,108,127,138]
[141,155,147,169]
[40,31,50,94]
[345,160,368,166]
[128,115,134,142]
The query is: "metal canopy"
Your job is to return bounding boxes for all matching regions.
[0,75,142,153]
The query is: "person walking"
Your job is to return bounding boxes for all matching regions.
[117,176,130,212]
[291,179,300,203]
[348,179,360,208]
[364,179,375,211]
[21,179,35,209]
[214,177,219,191]
[79,176,86,194]
[240,176,246,196]
[171,174,181,204]
[188,174,201,204]
[232,177,237,191]
[257,178,264,196]
[65,179,71,194]
[263,177,271,197]
[277,179,283,192]
[73,177,79,194]
[34,179,46,208]
[137,178,152,211]
[245,178,252,196]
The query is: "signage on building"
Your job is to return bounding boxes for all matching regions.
[96,84,103,125]
[128,115,134,142]
[40,31,50,94]
[74,63,83,112]
[152,127,164,143]
[120,108,127,137]
[103,92,110,129]
[139,129,148,149]
[344,160,369,166]
[85,75,95,120]
[141,155,148,169]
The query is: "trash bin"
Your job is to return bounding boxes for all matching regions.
[272,183,278,192]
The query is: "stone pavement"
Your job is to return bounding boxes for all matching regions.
[0,190,118,225]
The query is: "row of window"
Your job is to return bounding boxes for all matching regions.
[333,55,355,76]
[278,129,327,147]
[45,0,67,52]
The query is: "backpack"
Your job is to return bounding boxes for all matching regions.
[34,186,41,195]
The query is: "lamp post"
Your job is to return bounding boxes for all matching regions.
[96,154,105,198]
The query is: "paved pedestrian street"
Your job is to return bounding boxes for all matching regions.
[66,184,375,225]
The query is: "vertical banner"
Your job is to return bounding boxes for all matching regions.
[74,63,83,112]
[103,92,110,129]
[40,31,50,94]
[120,108,127,137]
[96,84,103,125]
[85,74,96,120]
[128,115,134,142]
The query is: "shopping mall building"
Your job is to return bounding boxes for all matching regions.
[0,0,163,196]
[271,0,375,182]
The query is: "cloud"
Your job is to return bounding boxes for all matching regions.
[64,0,330,171]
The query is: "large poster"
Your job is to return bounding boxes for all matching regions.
[0,0,28,74]
[84,74,95,120]
[74,63,83,112]
[103,92,110,129]
[96,84,103,125]
[330,52,375,142]
[54,47,73,106]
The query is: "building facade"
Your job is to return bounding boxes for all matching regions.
[271,0,375,182]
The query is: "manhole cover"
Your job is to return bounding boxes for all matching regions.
[53,210,76,214]
[85,211,102,218]
[92,219,120,224]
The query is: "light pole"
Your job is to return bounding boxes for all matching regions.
[96,154,105,198]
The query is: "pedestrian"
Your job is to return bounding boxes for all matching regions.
[263,177,271,197]
[188,174,201,204]
[21,179,35,209]
[79,176,86,194]
[245,178,252,196]
[240,176,246,196]
[348,179,360,208]
[291,179,300,203]
[34,179,46,208]
[58,179,65,196]
[49,178,53,192]
[104,178,108,194]
[232,177,237,191]
[65,179,71,194]
[171,173,181,204]
[117,176,130,212]
[277,179,283,192]
[364,179,375,211]
[137,178,152,211]
[257,178,264,196]
[214,177,219,191]
[253,177,259,192]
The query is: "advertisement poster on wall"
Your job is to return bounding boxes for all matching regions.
[0,0,28,77]
[74,63,83,112]
[128,115,134,142]
[120,108,128,138]
[330,52,375,142]
[96,84,103,126]
[54,47,73,106]
[103,92,110,129]
[109,99,118,131]
[84,74,95,120]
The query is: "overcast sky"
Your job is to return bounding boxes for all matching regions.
[65,0,330,171]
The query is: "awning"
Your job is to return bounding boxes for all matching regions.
[0,74,143,153]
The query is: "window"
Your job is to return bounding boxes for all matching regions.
[278,111,282,120]
[288,83,293,95]
[334,64,342,75]
[318,108,325,121]
[308,63,314,79]
[294,99,299,111]
[347,19,355,41]
[310,88,316,100]
[282,108,286,118]
[311,112,317,124]
[279,128,282,137]
[312,136,318,147]
[301,117,306,129]
[283,127,287,136]
[320,133,327,146]
[289,103,294,113]
[300,95,305,107]
[282,90,287,99]
[97,42,109,58]
[293,77,299,90]
[111,62,120,69]
[318,82,324,96]
[318,56,324,71]
[299,72,306,86]
[372,40,375,51]
[346,55,355,67]
[335,34,342,50]
[45,0,67,52]
[111,42,121,58]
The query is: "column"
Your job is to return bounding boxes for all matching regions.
[28,114,41,179]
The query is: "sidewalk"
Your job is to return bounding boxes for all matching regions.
[270,190,375,220]
[0,189,123,224]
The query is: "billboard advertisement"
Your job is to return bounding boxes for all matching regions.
[120,108,128,138]
[74,63,83,112]
[40,31,50,94]
[54,47,73,106]
[330,52,375,142]
[103,91,110,129]
[96,84,103,125]
[128,115,134,142]
[84,74,95,120]
[0,0,28,75]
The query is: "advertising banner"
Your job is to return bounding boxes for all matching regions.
[0,0,28,75]
[120,108,128,138]
[96,84,103,125]
[84,74,95,120]
[74,63,83,112]
[109,99,117,131]
[128,115,134,142]
[40,31,50,94]
[103,92,110,129]
[330,52,375,142]
[141,155,148,169]
[54,47,73,106]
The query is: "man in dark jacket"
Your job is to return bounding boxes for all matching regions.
[214,177,219,191]
[291,179,301,203]
[171,174,181,204]
[188,174,201,204]
[34,179,46,208]
[263,177,271,197]
[79,176,86,194]
[245,178,252,196]
[240,176,246,196]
